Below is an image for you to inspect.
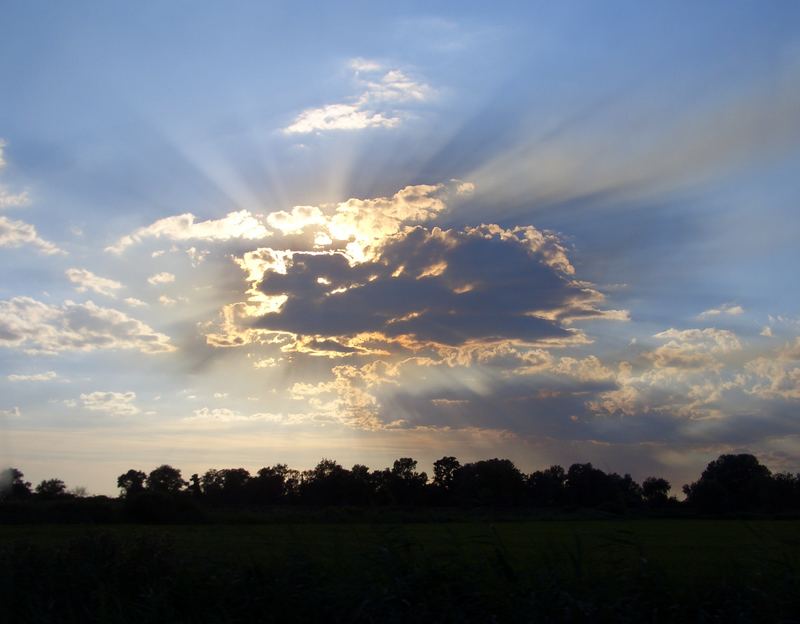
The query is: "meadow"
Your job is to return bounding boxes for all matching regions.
[3,519,799,623]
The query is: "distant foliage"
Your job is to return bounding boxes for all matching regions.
[4,452,799,516]
[682,453,797,512]
[0,468,32,501]
[34,478,67,499]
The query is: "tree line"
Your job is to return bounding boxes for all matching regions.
[3,453,800,514]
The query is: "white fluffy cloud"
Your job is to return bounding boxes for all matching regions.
[107,210,271,253]
[646,328,741,369]
[283,60,431,134]
[80,391,139,416]
[148,272,175,285]
[0,297,175,355]
[66,268,123,298]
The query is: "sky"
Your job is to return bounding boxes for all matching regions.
[2,1,800,495]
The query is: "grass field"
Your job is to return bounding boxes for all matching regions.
[3,519,800,622]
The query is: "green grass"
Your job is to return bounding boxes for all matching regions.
[3,520,800,622]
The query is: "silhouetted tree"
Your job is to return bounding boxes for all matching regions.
[433,456,461,490]
[642,477,671,507]
[683,453,772,512]
[528,465,566,507]
[145,465,186,494]
[300,459,357,506]
[201,468,251,505]
[0,468,32,500]
[117,469,146,497]
[564,463,611,508]
[250,464,297,504]
[188,473,203,497]
[453,458,526,506]
[35,478,67,499]
[379,458,428,505]
[771,472,800,511]
[346,464,375,505]
[606,472,644,510]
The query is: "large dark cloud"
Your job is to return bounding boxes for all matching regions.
[249,225,612,346]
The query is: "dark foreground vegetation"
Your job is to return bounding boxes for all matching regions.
[3,453,800,622]
[2,520,800,622]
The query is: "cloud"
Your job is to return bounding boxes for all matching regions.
[158,295,187,307]
[646,328,741,370]
[0,297,175,355]
[66,268,123,298]
[7,371,58,382]
[283,60,431,134]
[0,139,30,210]
[262,181,464,264]
[80,391,139,416]
[186,407,303,425]
[0,188,29,210]
[0,215,63,255]
[0,406,21,418]
[148,272,175,285]
[107,210,271,253]
[697,303,744,319]
[213,221,621,355]
[186,246,209,267]
[124,297,148,308]
[745,337,800,400]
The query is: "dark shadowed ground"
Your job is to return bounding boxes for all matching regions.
[3,519,799,623]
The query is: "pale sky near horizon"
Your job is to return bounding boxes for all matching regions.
[2,1,800,495]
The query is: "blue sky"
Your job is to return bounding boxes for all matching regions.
[2,1,800,494]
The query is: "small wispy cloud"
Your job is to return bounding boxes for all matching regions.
[80,391,139,416]
[0,140,61,253]
[66,268,123,298]
[8,371,58,382]
[0,215,63,255]
[283,60,432,134]
[697,303,745,319]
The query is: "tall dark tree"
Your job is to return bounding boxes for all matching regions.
[117,469,147,497]
[202,468,251,505]
[528,465,566,507]
[0,468,32,500]
[453,458,526,506]
[379,458,428,505]
[433,456,461,491]
[771,472,800,511]
[683,453,772,512]
[564,463,611,508]
[642,477,671,507]
[35,478,67,499]
[250,464,297,504]
[300,459,353,506]
[145,465,186,494]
